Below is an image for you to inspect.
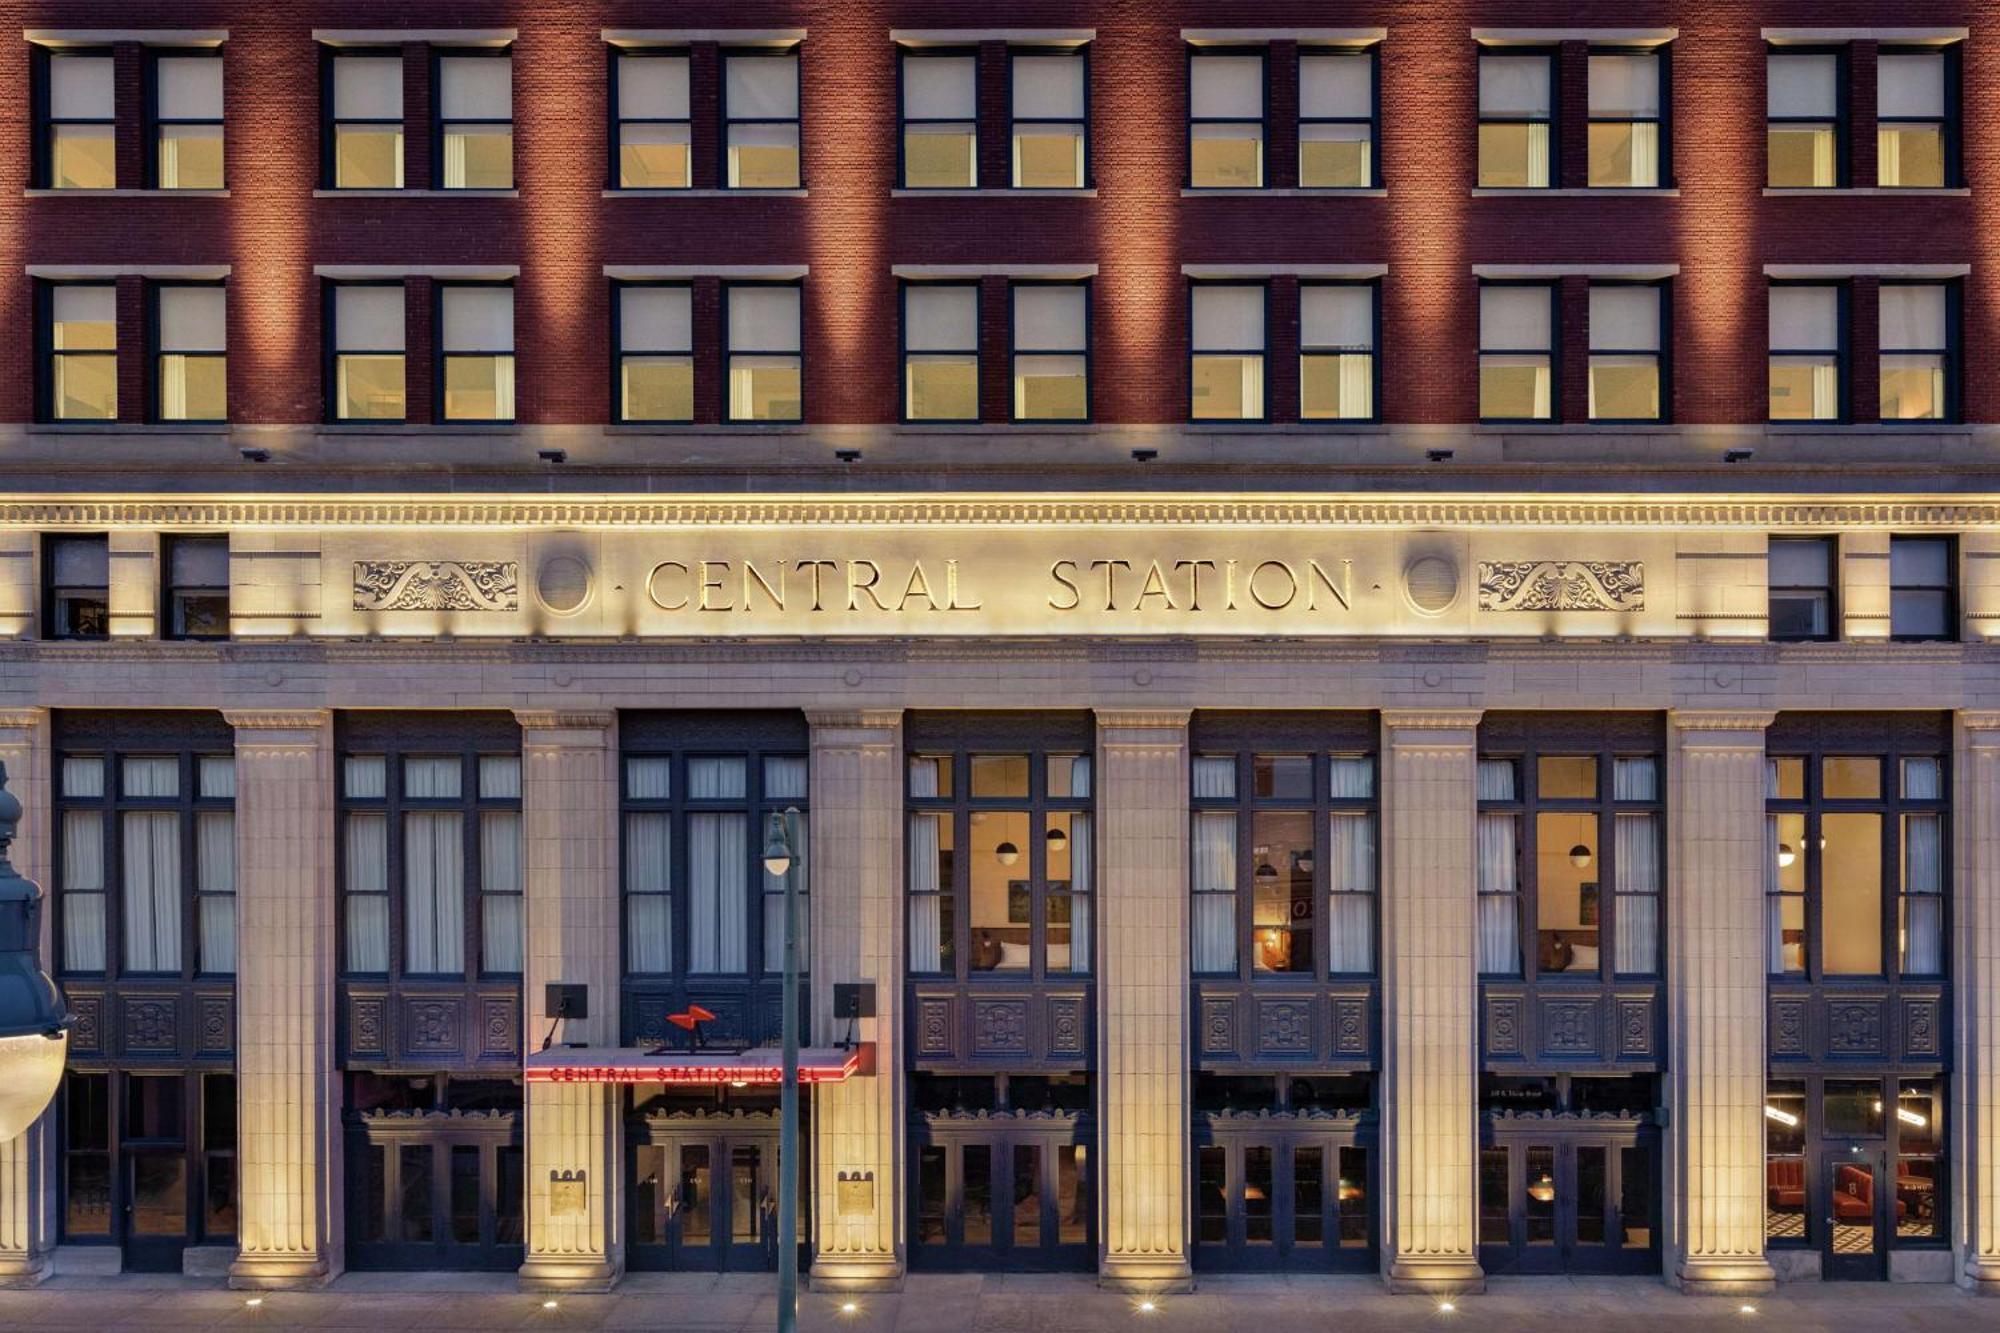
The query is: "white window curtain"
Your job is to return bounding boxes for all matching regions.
[1328,755,1374,799]
[61,809,106,972]
[1192,285,1265,352]
[1013,53,1084,118]
[1613,813,1660,974]
[763,812,809,974]
[1612,756,1659,801]
[627,756,671,800]
[689,757,748,799]
[63,756,105,798]
[336,287,405,355]
[344,812,389,973]
[198,755,235,799]
[478,754,521,799]
[1768,53,1837,118]
[404,811,465,974]
[687,812,747,973]
[1192,811,1238,972]
[1765,814,1787,975]
[907,284,978,351]
[1014,284,1087,351]
[123,756,178,798]
[624,811,672,973]
[344,754,387,799]
[1903,757,1943,800]
[121,810,181,972]
[907,810,944,972]
[765,755,809,801]
[403,755,460,799]
[1764,758,1781,800]
[1192,756,1236,799]
[1327,811,1375,973]
[480,810,523,973]
[1067,813,1093,973]
[1477,758,1517,802]
[1902,813,1944,975]
[196,809,235,975]
[905,54,976,119]
[1476,812,1519,973]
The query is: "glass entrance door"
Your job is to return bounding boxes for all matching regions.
[909,1117,1093,1271]
[1823,1147,1890,1281]
[1479,1132,1658,1275]
[1192,1125,1373,1272]
[629,1126,783,1271]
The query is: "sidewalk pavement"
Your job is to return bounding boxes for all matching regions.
[0,1270,1992,1332]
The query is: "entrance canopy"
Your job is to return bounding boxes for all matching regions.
[524,1044,863,1086]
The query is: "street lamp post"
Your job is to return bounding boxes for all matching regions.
[761,807,805,1333]
[0,762,72,1143]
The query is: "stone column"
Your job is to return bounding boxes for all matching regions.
[806,710,905,1290]
[1666,711,1777,1294]
[1380,710,1483,1294]
[226,710,341,1289]
[515,712,621,1292]
[1956,713,2000,1293]
[1095,710,1192,1291]
[0,710,54,1286]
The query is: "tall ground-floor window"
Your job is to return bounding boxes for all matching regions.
[57,1068,235,1271]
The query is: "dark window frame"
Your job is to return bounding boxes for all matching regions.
[1888,534,1958,643]
[148,279,228,425]
[160,533,230,642]
[143,45,225,191]
[320,44,406,191]
[42,532,110,641]
[1765,44,1850,189]
[1767,278,1849,425]
[1006,44,1092,190]
[899,279,982,424]
[719,44,803,192]
[1767,535,1839,643]
[432,280,517,426]
[1476,45,1558,189]
[36,278,120,425]
[1763,1072,1950,1255]
[1298,278,1382,423]
[32,44,116,190]
[1008,278,1092,425]
[720,279,805,424]
[1477,278,1559,424]
[1297,43,1380,190]
[1585,44,1671,189]
[1187,278,1270,424]
[1876,42,1957,189]
[324,278,408,424]
[1878,278,1959,425]
[897,44,979,191]
[1585,277,1670,424]
[1185,44,1268,191]
[611,278,695,424]
[607,44,692,191]
[429,44,514,192]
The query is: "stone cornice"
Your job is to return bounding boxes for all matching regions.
[1670,711,1779,732]
[1381,709,1485,732]
[0,710,45,730]
[5,495,2000,530]
[223,709,329,731]
[513,710,616,732]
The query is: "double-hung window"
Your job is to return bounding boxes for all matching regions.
[330,283,406,420]
[1587,283,1663,421]
[1767,50,1841,188]
[1188,50,1263,188]
[1478,283,1554,421]
[1767,537,1837,642]
[1011,283,1088,421]
[1011,49,1086,188]
[151,52,224,190]
[723,50,801,189]
[1877,48,1952,188]
[40,49,115,189]
[1890,536,1955,642]
[57,745,237,979]
[44,535,109,640]
[1768,284,1843,422]
[613,50,691,189]
[436,53,513,189]
[163,535,230,641]
[341,739,522,978]
[1300,283,1376,420]
[1189,284,1265,421]
[901,50,977,189]
[1298,48,1375,188]
[1477,50,1553,188]
[45,283,118,422]
[903,283,980,422]
[615,282,693,423]
[1587,50,1661,187]
[327,51,404,189]
[154,284,227,423]
[1879,283,1951,422]
[438,284,515,422]
[1191,746,1378,978]
[724,284,803,422]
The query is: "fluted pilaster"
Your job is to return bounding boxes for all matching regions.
[1957,713,2000,1294]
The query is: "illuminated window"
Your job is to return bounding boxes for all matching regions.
[1767,284,1843,422]
[725,284,802,422]
[153,284,227,423]
[1478,283,1554,421]
[1011,50,1086,188]
[163,535,230,641]
[1767,537,1836,642]
[901,50,976,189]
[613,50,690,189]
[1477,50,1553,188]
[1299,48,1375,188]
[1879,283,1951,422]
[615,283,693,423]
[45,283,118,422]
[1587,51,1661,187]
[331,284,406,420]
[439,285,515,422]
[43,535,109,640]
[1767,50,1841,188]
[1188,50,1263,189]
[328,52,404,189]
[1011,283,1088,421]
[1300,283,1375,420]
[152,53,224,190]
[1890,536,1955,642]
[1189,284,1265,420]
[723,51,800,189]
[437,53,512,189]
[903,283,979,422]
[1878,48,1951,188]
[41,50,116,189]
[1587,283,1662,421]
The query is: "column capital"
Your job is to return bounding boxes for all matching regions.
[224,708,331,733]
[0,709,44,733]
[1669,709,1777,734]
[512,709,616,733]
[805,708,903,730]
[1381,708,1483,737]
[1093,708,1191,731]
[1958,710,2000,735]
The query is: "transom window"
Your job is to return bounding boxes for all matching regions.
[340,730,523,979]
[330,282,407,421]
[40,48,115,189]
[436,52,513,189]
[908,735,1094,979]
[1192,746,1377,978]
[723,50,801,189]
[1189,284,1265,421]
[1476,728,1663,981]
[1187,49,1264,189]
[901,49,977,189]
[1011,49,1087,189]
[615,282,694,423]
[1299,48,1375,189]
[1767,49,1842,188]
[1587,283,1663,422]
[1300,283,1375,420]
[151,52,225,190]
[903,282,980,422]
[1477,50,1554,188]
[327,50,405,189]
[1768,283,1843,423]
[1586,50,1662,188]
[613,49,691,189]
[622,741,809,978]
[1877,47,1952,188]
[1479,283,1554,421]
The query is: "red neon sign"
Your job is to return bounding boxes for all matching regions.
[524,1049,862,1086]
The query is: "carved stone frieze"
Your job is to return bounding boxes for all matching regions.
[353,561,519,612]
[1478,560,1644,613]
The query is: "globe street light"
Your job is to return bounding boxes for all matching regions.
[0,763,70,1142]
[761,808,804,1333]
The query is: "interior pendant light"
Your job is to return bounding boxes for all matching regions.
[1777,843,1797,868]
[1568,843,1593,869]
[994,841,1020,866]
[1046,825,1069,852]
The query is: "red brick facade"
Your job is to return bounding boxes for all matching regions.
[0,2,1990,428]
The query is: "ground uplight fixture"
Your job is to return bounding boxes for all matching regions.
[1426,448,1454,463]
[0,764,70,1143]
[1438,1300,1457,1314]
[537,448,567,464]
[239,446,271,463]
[841,1302,859,1315]
[1724,448,1755,463]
